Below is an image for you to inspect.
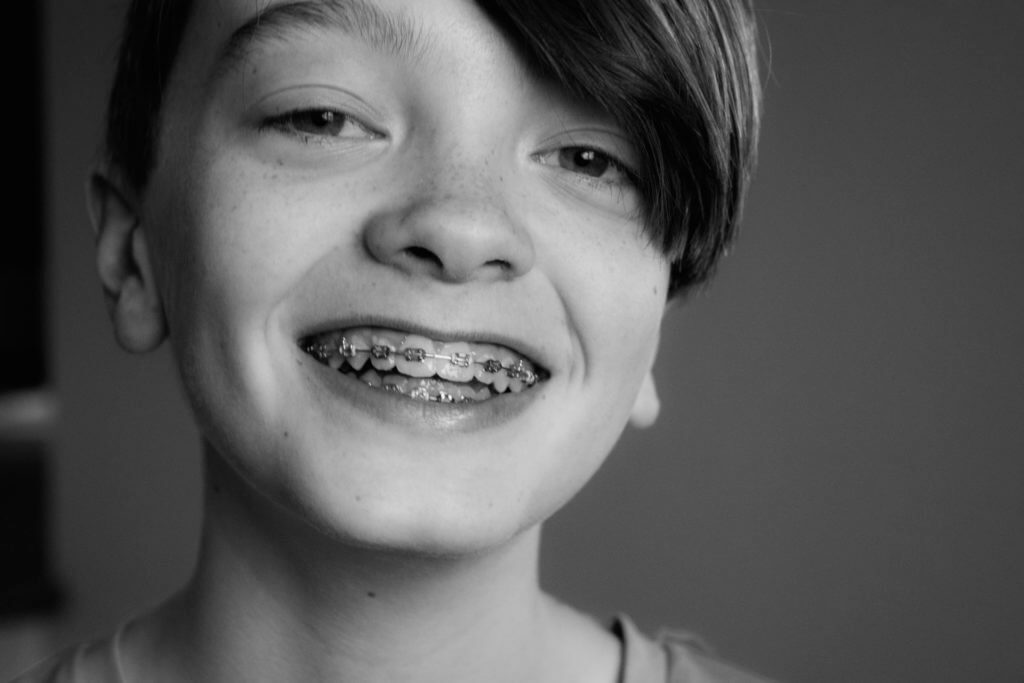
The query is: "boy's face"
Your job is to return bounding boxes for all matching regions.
[111,0,669,553]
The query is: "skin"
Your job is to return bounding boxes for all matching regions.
[90,0,670,680]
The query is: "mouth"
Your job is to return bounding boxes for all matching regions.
[299,326,549,404]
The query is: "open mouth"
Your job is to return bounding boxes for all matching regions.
[300,327,549,404]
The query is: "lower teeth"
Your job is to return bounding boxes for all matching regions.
[349,367,492,403]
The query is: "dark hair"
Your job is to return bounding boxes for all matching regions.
[104,0,761,295]
[105,0,194,194]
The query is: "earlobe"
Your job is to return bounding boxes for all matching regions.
[88,168,167,353]
[629,371,660,429]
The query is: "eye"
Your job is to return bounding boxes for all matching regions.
[262,108,381,144]
[537,146,635,186]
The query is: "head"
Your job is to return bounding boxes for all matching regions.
[90,0,761,555]
[104,0,761,296]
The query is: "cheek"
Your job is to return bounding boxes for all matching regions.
[141,158,314,434]
[520,213,668,505]
[149,159,325,329]
[542,214,668,372]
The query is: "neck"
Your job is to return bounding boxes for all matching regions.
[133,449,615,683]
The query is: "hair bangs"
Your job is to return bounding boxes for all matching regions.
[477,0,761,295]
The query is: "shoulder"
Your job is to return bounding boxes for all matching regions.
[9,635,121,683]
[614,615,779,683]
[659,629,777,683]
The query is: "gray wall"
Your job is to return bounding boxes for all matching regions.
[45,2,1024,682]
[46,0,202,652]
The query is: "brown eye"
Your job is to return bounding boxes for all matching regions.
[558,147,611,178]
[264,108,379,142]
[289,110,348,136]
[535,145,633,186]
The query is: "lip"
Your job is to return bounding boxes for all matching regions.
[292,316,553,433]
[296,344,546,433]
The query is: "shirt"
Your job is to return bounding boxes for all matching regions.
[615,615,776,683]
[12,616,777,682]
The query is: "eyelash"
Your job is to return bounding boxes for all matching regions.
[260,108,381,144]
[259,109,635,188]
[535,146,637,188]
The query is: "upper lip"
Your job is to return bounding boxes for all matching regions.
[294,315,554,375]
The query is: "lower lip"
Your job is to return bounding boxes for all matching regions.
[297,350,544,433]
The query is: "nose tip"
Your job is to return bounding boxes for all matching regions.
[363,189,535,284]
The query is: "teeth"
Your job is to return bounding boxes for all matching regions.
[395,334,437,378]
[382,374,409,393]
[491,371,510,393]
[345,331,371,371]
[301,327,546,402]
[347,352,369,371]
[494,347,519,371]
[409,384,431,401]
[369,333,397,371]
[435,342,475,383]
[360,368,383,388]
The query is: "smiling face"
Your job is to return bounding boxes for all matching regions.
[99,0,670,555]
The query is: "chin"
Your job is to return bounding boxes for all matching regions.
[279,480,541,559]
[209,443,540,560]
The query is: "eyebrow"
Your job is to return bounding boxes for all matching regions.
[218,0,430,74]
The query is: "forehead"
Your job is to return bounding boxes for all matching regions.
[175,0,511,85]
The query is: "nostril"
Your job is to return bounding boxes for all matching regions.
[485,259,512,271]
[403,246,444,270]
[364,206,534,282]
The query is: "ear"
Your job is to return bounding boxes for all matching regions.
[88,167,167,353]
[629,370,660,429]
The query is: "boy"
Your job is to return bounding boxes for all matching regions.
[18,0,765,680]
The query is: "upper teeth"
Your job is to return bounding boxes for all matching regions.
[357,341,537,384]
[300,328,544,389]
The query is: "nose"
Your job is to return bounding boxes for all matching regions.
[363,168,535,284]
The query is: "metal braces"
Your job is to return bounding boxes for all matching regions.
[400,385,460,403]
[305,337,539,385]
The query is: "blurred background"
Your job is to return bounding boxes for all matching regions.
[2,1,1022,681]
